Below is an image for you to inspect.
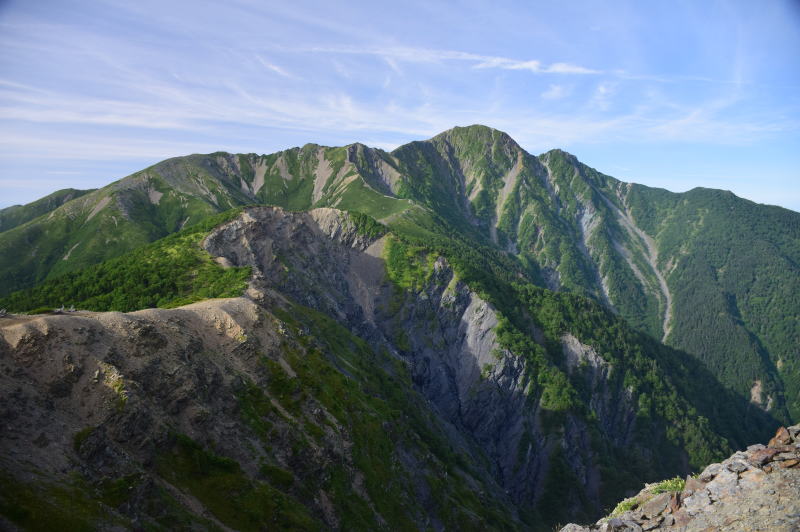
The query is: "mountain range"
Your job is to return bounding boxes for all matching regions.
[0,125,797,530]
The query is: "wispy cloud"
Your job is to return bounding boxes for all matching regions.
[0,178,79,190]
[644,108,789,143]
[474,57,599,74]
[255,56,295,78]
[301,45,600,75]
[383,56,402,75]
[590,82,616,110]
[2,82,787,166]
[541,84,568,100]
[547,62,599,74]
[0,53,791,158]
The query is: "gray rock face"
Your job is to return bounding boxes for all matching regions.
[698,462,722,481]
[0,206,612,528]
[1,292,531,529]
[203,206,647,513]
[559,424,800,531]
[682,489,711,515]
[640,493,670,519]
[561,334,636,447]
[705,468,740,501]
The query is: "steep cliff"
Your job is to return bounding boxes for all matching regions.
[0,294,520,530]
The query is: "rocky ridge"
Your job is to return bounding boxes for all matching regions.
[560,425,800,531]
[0,207,525,530]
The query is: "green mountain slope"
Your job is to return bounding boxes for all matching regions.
[626,186,800,420]
[0,210,251,313]
[0,188,94,232]
[0,148,414,297]
[1,125,797,424]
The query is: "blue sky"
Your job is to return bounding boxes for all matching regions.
[1,0,799,210]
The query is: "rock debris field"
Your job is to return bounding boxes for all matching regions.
[561,424,800,531]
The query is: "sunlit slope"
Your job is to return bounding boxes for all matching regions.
[0,146,414,296]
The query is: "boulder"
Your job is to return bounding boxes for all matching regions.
[558,423,800,532]
[640,492,670,519]
[640,517,661,531]
[748,447,779,466]
[768,426,791,447]
[560,525,591,532]
[683,475,707,495]
[738,468,767,490]
[698,463,722,481]
[726,459,750,473]
[682,489,711,515]
[705,468,740,501]
[672,508,691,527]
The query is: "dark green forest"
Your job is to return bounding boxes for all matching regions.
[0,210,250,313]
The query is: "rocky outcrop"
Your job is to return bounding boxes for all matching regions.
[1,207,533,529]
[562,334,636,447]
[204,207,650,514]
[204,207,555,506]
[2,206,564,529]
[0,295,525,529]
[560,424,800,531]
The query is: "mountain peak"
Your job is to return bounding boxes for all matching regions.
[541,148,579,164]
[429,124,518,147]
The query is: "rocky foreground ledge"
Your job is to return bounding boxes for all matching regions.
[561,425,800,531]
